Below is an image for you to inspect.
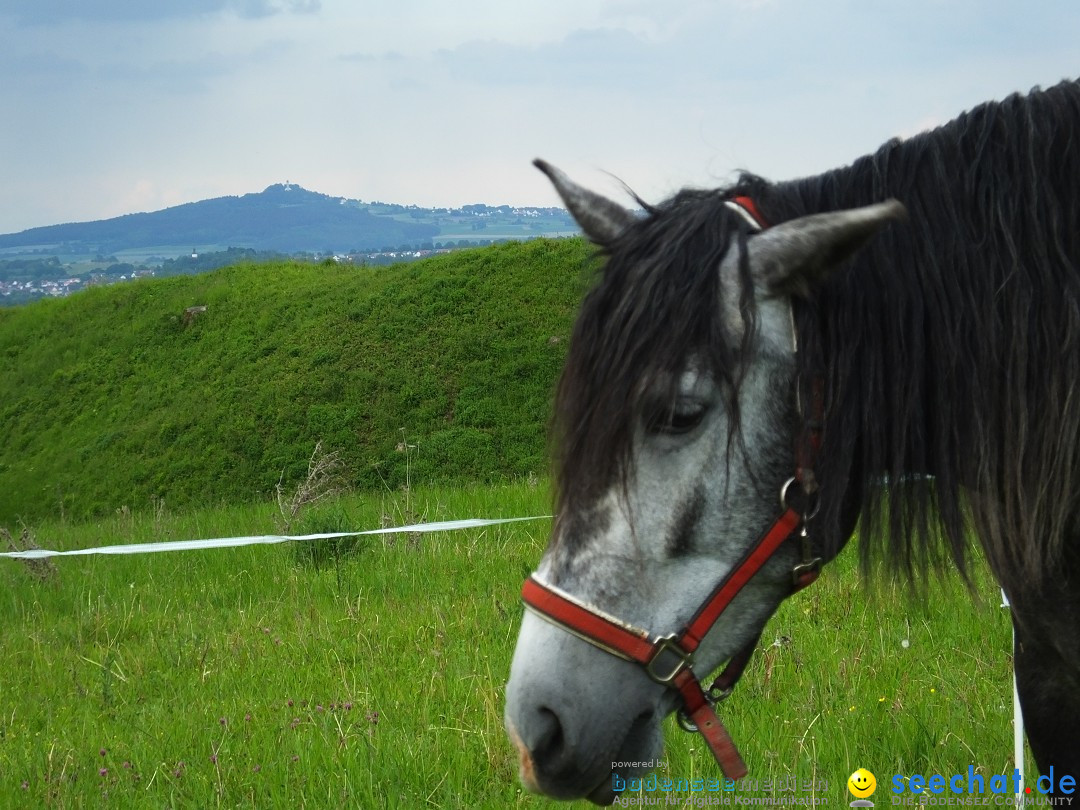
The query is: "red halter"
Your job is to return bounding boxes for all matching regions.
[520,197,823,780]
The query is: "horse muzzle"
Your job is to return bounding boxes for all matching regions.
[504,610,667,802]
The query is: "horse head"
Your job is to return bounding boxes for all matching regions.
[504,160,902,803]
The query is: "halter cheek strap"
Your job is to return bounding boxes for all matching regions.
[520,197,826,781]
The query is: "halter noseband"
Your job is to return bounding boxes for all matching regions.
[520,197,823,781]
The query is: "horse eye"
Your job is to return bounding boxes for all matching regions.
[647,404,706,435]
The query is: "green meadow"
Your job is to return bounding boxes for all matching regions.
[0,242,1032,807]
[0,482,1026,808]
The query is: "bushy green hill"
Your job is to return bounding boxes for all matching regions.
[0,238,592,524]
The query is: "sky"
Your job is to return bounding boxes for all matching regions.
[1,0,1078,234]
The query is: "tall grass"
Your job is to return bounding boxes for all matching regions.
[0,481,1027,808]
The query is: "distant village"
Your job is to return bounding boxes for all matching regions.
[0,239,554,305]
[0,269,155,301]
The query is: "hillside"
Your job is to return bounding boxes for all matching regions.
[0,183,578,259]
[0,238,592,524]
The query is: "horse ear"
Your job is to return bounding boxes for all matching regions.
[534,159,636,244]
[751,200,906,298]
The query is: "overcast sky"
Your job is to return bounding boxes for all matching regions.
[1,0,1077,234]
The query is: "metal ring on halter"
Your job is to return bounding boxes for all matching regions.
[677,708,700,733]
[707,683,735,703]
[779,477,821,521]
[676,681,733,733]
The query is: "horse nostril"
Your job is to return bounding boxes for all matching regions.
[532,706,566,765]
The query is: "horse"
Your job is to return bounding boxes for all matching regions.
[504,79,1080,803]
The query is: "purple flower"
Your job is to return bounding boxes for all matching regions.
[219,717,227,726]
[99,748,107,757]
[245,713,252,722]
[210,754,218,764]
[99,768,108,777]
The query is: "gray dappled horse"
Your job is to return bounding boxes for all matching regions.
[505,80,1080,803]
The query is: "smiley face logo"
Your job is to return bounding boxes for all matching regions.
[848,768,877,799]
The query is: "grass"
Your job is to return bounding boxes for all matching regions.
[0,238,590,525]
[0,481,1030,808]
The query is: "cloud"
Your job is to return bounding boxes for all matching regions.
[231,0,321,20]
[438,28,685,91]
[336,51,406,64]
[1,0,319,25]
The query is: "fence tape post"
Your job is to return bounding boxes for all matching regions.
[1001,588,1024,797]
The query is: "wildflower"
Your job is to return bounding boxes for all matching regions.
[287,699,294,708]
[210,754,218,764]
[253,765,261,773]
[245,713,252,722]
[99,748,107,757]
[291,755,299,762]
[21,781,29,790]
[99,768,108,777]
[219,717,228,726]
[878,697,886,703]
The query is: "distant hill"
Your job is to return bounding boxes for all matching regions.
[0,238,592,525]
[0,183,578,258]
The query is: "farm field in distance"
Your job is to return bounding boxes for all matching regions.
[0,480,1029,808]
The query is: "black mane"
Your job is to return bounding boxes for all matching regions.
[555,80,1080,591]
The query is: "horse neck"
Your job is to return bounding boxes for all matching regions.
[754,80,1080,577]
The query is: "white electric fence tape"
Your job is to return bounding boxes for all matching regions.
[0,515,550,560]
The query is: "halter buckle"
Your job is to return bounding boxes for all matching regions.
[645,635,693,684]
